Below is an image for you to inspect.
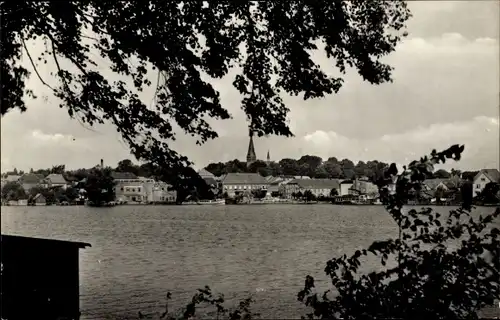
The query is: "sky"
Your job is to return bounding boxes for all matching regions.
[1,1,499,173]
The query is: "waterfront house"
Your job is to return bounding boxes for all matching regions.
[472,169,500,198]
[423,179,448,193]
[0,234,90,320]
[339,180,354,196]
[349,179,379,199]
[286,179,340,198]
[221,173,269,197]
[198,168,216,179]
[266,176,286,195]
[112,171,152,202]
[18,173,43,192]
[278,179,295,199]
[43,173,69,190]
[4,175,21,184]
[151,181,177,203]
[199,169,220,195]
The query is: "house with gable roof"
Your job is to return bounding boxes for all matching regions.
[283,178,340,199]
[198,168,220,196]
[472,169,500,198]
[18,173,44,192]
[112,171,155,203]
[43,173,69,190]
[221,173,269,197]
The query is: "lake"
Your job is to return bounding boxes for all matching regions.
[1,205,498,319]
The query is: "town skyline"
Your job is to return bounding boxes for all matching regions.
[1,1,499,173]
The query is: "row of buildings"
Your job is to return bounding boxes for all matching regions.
[1,171,177,204]
[2,167,499,205]
[207,168,500,203]
[2,133,499,205]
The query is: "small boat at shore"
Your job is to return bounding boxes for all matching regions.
[182,199,225,205]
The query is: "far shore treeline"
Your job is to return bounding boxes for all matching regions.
[1,155,479,183]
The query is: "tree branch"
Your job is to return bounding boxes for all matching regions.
[21,39,55,91]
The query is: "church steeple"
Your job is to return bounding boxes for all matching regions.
[266,150,270,164]
[246,129,257,166]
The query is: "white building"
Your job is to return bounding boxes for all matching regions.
[221,173,269,197]
[339,180,353,196]
[152,182,177,203]
[112,172,154,203]
[112,172,176,203]
[472,169,500,197]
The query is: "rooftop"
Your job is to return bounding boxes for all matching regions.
[1,234,91,249]
[5,175,21,182]
[475,169,500,183]
[222,173,268,185]
[45,173,67,184]
[19,173,43,184]
[199,168,215,178]
[290,178,340,189]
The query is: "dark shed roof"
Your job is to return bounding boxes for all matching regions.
[1,234,91,249]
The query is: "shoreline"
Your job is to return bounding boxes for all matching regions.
[2,202,498,207]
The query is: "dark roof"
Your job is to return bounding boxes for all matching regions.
[198,169,215,178]
[340,179,354,184]
[290,178,340,189]
[203,177,218,186]
[111,171,138,180]
[45,174,67,184]
[424,179,447,190]
[1,234,91,249]
[5,175,21,182]
[19,173,43,184]
[475,169,500,183]
[222,173,268,185]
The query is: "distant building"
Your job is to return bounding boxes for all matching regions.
[348,179,379,199]
[339,180,354,196]
[283,178,340,199]
[4,175,21,184]
[151,182,177,203]
[112,172,147,202]
[18,173,43,191]
[222,173,269,197]
[246,130,257,167]
[111,172,174,203]
[472,169,500,197]
[198,169,215,179]
[266,176,286,195]
[43,173,69,190]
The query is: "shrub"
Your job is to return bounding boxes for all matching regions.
[298,145,499,319]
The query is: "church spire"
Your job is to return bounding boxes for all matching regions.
[266,150,270,164]
[246,129,257,166]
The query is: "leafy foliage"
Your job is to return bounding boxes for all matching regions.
[138,287,259,320]
[2,1,411,181]
[204,157,457,182]
[83,168,116,206]
[251,189,267,199]
[1,181,27,201]
[297,145,500,319]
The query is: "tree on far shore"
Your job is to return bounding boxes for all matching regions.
[83,168,115,206]
[1,181,27,201]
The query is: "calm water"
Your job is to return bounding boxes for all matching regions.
[1,205,498,319]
